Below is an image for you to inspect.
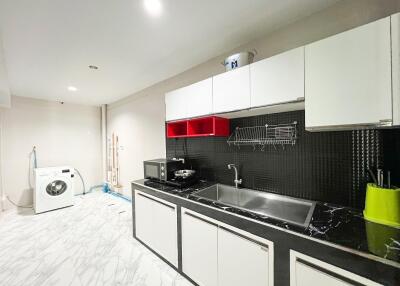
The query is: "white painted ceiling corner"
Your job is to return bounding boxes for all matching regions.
[0,0,340,106]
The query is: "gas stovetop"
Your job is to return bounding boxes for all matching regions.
[143,180,175,191]
[165,176,199,188]
[143,177,199,192]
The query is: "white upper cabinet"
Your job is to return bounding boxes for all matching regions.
[305,17,392,130]
[213,65,251,114]
[165,78,212,121]
[186,78,213,118]
[165,88,187,121]
[390,13,400,126]
[251,47,304,108]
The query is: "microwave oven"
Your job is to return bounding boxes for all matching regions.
[143,158,184,182]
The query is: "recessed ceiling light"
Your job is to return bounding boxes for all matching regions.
[68,86,78,92]
[144,0,162,17]
[89,65,99,70]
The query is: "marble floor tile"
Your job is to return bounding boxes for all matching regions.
[0,191,193,286]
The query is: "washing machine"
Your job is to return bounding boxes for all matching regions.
[34,166,75,214]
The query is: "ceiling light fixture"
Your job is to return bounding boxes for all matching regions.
[144,0,162,17]
[89,65,99,70]
[68,86,78,92]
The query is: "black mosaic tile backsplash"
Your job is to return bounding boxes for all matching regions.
[166,110,400,209]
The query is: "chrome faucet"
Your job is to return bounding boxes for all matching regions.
[227,164,242,188]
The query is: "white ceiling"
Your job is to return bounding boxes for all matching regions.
[0,0,339,106]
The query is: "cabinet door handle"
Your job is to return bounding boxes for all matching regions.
[184,212,218,227]
[219,226,269,249]
[297,259,364,286]
[379,119,392,126]
[137,193,175,211]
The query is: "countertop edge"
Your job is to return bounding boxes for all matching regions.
[131,180,400,269]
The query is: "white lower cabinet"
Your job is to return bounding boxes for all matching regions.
[182,210,218,286]
[151,197,178,266]
[290,250,382,286]
[136,196,384,286]
[182,208,273,286]
[218,227,270,286]
[135,191,154,246]
[135,190,178,267]
[294,261,351,286]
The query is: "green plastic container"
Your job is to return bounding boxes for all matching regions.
[363,183,400,228]
[365,220,400,259]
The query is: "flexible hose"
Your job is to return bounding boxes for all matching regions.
[74,168,87,195]
[32,146,37,169]
[8,146,38,209]
[28,146,37,190]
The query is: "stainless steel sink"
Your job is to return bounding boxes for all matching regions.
[193,184,316,228]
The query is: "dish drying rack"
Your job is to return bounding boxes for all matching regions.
[227,121,297,150]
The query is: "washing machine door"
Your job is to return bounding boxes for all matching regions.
[36,175,74,213]
[45,179,69,196]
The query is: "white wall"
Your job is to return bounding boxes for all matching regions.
[1,96,102,210]
[0,33,11,109]
[107,92,165,197]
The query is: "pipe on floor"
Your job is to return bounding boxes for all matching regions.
[104,188,131,202]
[74,185,103,196]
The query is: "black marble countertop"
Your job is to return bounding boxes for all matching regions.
[132,179,400,266]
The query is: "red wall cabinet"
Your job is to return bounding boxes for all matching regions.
[167,116,230,138]
[167,120,188,138]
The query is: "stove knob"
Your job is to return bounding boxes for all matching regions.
[161,172,165,177]
[161,166,164,171]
